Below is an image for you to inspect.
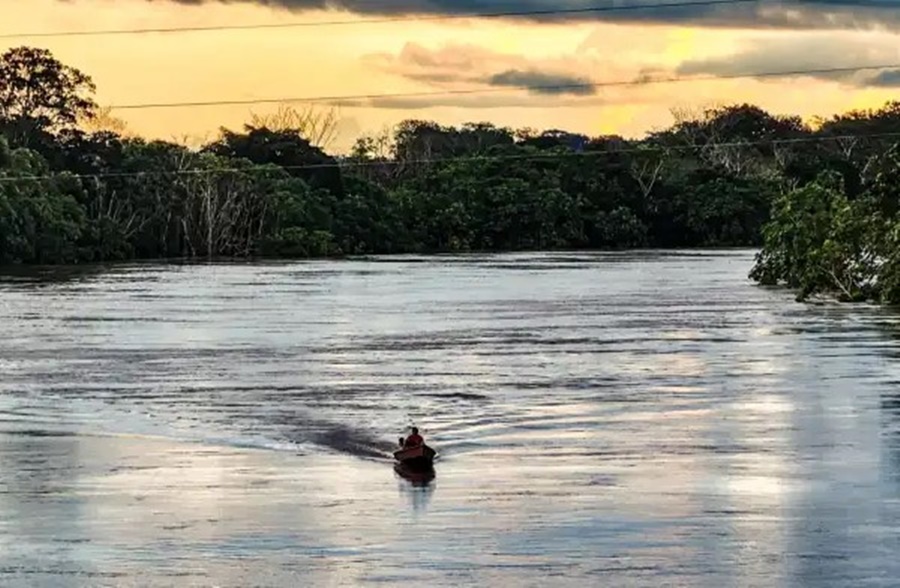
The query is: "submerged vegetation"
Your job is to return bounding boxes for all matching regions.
[751,155,900,304]
[2,46,900,303]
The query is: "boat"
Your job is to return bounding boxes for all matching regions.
[393,461,436,486]
[393,443,436,471]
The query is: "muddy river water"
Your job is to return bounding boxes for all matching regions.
[1,251,898,586]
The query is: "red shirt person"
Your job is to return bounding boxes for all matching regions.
[404,427,424,447]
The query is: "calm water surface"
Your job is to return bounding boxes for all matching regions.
[1,250,899,587]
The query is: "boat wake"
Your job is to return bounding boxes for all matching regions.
[187,422,399,461]
[311,424,398,460]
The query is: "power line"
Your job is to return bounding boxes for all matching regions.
[106,63,900,111]
[0,0,757,39]
[3,130,900,184]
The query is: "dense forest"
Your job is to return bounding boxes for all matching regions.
[2,46,900,302]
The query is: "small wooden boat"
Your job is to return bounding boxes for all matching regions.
[393,444,436,470]
[393,462,435,486]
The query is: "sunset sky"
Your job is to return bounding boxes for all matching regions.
[2,0,900,152]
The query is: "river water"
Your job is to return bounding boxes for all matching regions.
[1,250,899,587]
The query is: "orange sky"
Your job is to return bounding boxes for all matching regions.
[1,0,898,152]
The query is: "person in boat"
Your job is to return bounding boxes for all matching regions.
[402,427,424,448]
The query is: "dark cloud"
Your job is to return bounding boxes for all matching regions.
[868,69,900,86]
[364,43,600,98]
[675,36,900,86]
[486,69,595,95]
[149,0,900,30]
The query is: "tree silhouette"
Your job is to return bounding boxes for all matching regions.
[0,46,97,148]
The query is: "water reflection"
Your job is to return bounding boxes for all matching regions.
[0,263,109,285]
[394,464,436,514]
[394,463,436,486]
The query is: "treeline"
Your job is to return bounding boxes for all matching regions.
[2,46,900,303]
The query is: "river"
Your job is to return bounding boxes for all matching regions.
[1,250,898,586]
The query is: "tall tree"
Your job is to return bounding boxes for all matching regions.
[0,46,97,148]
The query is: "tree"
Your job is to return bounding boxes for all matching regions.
[518,129,588,151]
[247,103,340,150]
[0,46,97,148]
[204,125,344,197]
[331,175,402,254]
[750,173,882,301]
[347,127,396,185]
[0,134,9,167]
[0,139,86,263]
[79,105,131,137]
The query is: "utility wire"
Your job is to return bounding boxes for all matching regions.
[105,63,900,111]
[0,0,759,39]
[2,130,899,184]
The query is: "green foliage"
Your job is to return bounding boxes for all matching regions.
[259,173,338,257]
[260,228,336,258]
[751,174,886,301]
[675,172,778,246]
[332,175,402,254]
[0,135,9,167]
[0,145,85,264]
[205,125,344,196]
[876,222,900,305]
[591,206,648,248]
[751,138,900,303]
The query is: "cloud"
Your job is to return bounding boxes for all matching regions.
[366,42,609,96]
[363,43,502,86]
[674,34,900,86]
[360,42,611,105]
[868,69,900,86]
[486,69,595,95]
[329,93,604,110]
[130,0,900,31]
